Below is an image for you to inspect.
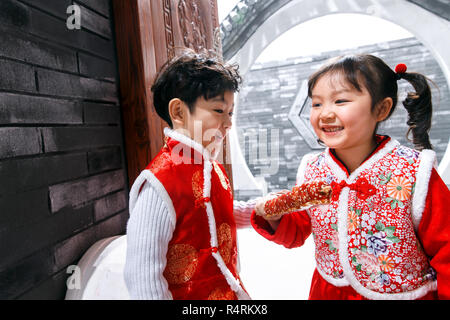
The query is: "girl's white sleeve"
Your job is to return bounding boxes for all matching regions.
[233,198,259,229]
[124,182,174,300]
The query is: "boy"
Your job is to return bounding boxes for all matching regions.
[124,50,254,300]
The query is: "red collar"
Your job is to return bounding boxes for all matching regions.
[329,135,391,177]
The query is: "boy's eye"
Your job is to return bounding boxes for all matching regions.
[214,109,224,114]
[228,112,234,117]
[312,102,321,108]
[335,99,348,104]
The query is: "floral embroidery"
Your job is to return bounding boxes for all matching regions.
[208,286,236,300]
[378,255,395,272]
[386,176,412,202]
[395,146,419,164]
[217,223,232,264]
[380,172,412,209]
[325,224,339,253]
[348,207,361,232]
[213,161,230,191]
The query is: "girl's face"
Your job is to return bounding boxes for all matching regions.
[310,72,379,153]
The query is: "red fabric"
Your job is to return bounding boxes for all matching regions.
[251,168,450,300]
[144,138,239,300]
[308,269,438,300]
[417,168,450,300]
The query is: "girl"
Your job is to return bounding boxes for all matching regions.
[252,54,450,300]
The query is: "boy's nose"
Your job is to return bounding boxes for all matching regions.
[223,115,232,130]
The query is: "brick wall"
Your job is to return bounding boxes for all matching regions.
[0,0,128,299]
[236,38,450,197]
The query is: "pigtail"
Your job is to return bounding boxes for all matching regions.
[398,72,433,150]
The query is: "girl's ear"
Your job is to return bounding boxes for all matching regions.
[168,98,187,127]
[376,97,394,122]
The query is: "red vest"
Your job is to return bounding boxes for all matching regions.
[134,129,248,300]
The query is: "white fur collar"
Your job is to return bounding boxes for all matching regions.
[164,127,212,162]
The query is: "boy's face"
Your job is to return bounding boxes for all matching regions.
[184,90,234,157]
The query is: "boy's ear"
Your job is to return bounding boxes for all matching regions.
[376,97,393,122]
[168,98,187,127]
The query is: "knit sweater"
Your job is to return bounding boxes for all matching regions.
[124,181,257,300]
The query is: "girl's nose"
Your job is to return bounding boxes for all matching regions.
[319,104,335,121]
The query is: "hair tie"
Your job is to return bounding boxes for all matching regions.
[395,63,407,80]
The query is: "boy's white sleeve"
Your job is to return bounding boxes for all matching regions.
[124,182,174,300]
[233,198,259,229]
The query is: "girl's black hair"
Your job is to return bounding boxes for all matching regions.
[151,48,242,127]
[307,54,433,150]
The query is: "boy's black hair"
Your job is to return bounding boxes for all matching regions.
[308,54,433,150]
[151,49,242,127]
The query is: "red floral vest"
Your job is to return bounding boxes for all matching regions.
[299,137,437,299]
[130,129,248,300]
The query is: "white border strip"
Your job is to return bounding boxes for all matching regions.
[411,149,436,230]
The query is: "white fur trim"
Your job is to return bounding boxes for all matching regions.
[129,170,177,229]
[202,160,250,300]
[164,127,211,161]
[411,149,436,230]
[336,185,437,300]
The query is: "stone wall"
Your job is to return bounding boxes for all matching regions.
[235,38,450,198]
[0,0,128,299]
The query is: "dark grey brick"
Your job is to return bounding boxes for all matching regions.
[0,153,88,195]
[20,0,72,19]
[0,25,77,72]
[37,68,118,102]
[95,211,128,240]
[0,188,50,232]
[42,126,122,153]
[83,102,120,124]
[94,190,127,221]
[0,127,41,159]
[0,0,31,29]
[30,8,115,60]
[0,204,94,270]
[0,248,54,299]
[75,0,110,17]
[87,147,122,174]
[78,53,117,81]
[49,169,126,213]
[0,93,82,125]
[17,269,68,300]
[78,4,112,38]
[0,59,36,92]
[53,227,96,272]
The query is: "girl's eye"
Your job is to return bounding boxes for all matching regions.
[228,112,234,117]
[335,99,348,104]
[214,109,224,114]
[312,103,321,108]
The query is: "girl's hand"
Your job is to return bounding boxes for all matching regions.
[255,190,290,221]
